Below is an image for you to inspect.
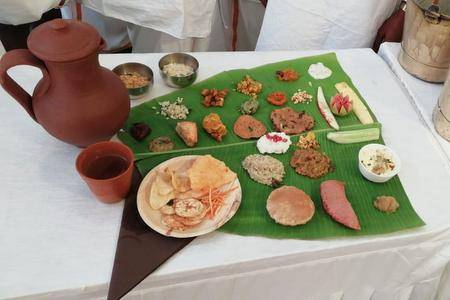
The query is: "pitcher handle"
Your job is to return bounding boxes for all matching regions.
[0,49,50,122]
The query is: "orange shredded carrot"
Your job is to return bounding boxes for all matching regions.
[208,187,213,218]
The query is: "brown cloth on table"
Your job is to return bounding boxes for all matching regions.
[108,169,193,300]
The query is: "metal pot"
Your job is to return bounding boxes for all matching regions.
[399,0,450,83]
[434,71,450,141]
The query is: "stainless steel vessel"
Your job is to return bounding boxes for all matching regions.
[399,0,450,83]
[433,71,450,141]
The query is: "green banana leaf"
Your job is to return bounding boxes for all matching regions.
[118,53,424,239]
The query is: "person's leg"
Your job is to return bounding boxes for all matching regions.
[0,23,30,51]
[0,8,61,51]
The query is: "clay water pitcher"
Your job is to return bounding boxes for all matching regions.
[0,19,130,147]
[399,0,450,82]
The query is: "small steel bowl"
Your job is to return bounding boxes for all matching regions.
[158,53,199,88]
[113,62,154,100]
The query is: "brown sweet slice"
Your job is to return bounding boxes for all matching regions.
[266,186,315,226]
[320,180,361,230]
[233,115,267,139]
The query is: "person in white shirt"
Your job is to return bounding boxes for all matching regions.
[0,0,64,50]
[60,2,131,52]
[255,0,403,51]
[0,0,130,53]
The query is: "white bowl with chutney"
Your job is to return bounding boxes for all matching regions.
[358,143,401,183]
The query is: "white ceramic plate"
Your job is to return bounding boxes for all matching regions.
[137,155,242,238]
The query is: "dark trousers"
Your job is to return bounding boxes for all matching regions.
[0,9,61,51]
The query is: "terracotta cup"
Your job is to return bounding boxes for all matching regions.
[76,141,134,203]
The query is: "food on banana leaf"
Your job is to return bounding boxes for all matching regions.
[201,88,228,107]
[335,82,374,124]
[175,121,198,147]
[236,75,263,97]
[155,97,190,120]
[276,68,299,81]
[202,113,227,142]
[239,98,260,115]
[267,91,288,106]
[266,186,315,226]
[233,115,267,139]
[257,132,292,154]
[290,149,332,179]
[374,196,399,213]
[270,107,315,135]
[317,86,339,130]
[308,62,332,79]
[326,128,380,144]
[320,180,361,230]
[129,122,151,141]
[242,154,285,187]
[330,93,352,116]
[296,131,320,150]
[291,89,313,104]
[149,136,174,152]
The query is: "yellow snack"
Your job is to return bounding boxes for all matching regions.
[188,155,236,191]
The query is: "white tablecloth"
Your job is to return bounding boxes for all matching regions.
[1,49,450,300]
[378,42,449,157]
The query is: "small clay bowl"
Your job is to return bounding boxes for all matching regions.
[76,141,134,203]
[113,62,153,100]
[159,53,199,88]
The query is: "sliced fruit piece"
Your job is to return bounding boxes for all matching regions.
[330,93,352,116]
[335,82,374,124]
[327,127,380,144]
[317,86,339,130]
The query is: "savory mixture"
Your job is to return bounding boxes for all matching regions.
[162,63,194,77]
[257,132,292,154]
[374,196,399,213]
[267,91,288,106]
[202,113,227,142]
[150,155,237,232]
[155,97,190,120]
[290,149,332,178]
[239,98,260,115]
[320,180,361,230]
[270,107,315,135]
[266,186,315,226]
[129,122,151,141]
[233,115,267,139]
[291,89,313,104]
[276,69,299,81]
[296,131,320,150]
[236,75,263,97]
[242,154,285,187]
[119,73,149,89]
[201,88,228,107]
[149,136,174,152]
[308,62,332,80]
[360,148,395,175]
[175,121,198,147]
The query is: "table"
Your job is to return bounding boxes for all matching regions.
[378,42,449,157]
[1,49,450,300]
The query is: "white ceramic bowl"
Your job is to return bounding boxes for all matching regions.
[358,143,401,183]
